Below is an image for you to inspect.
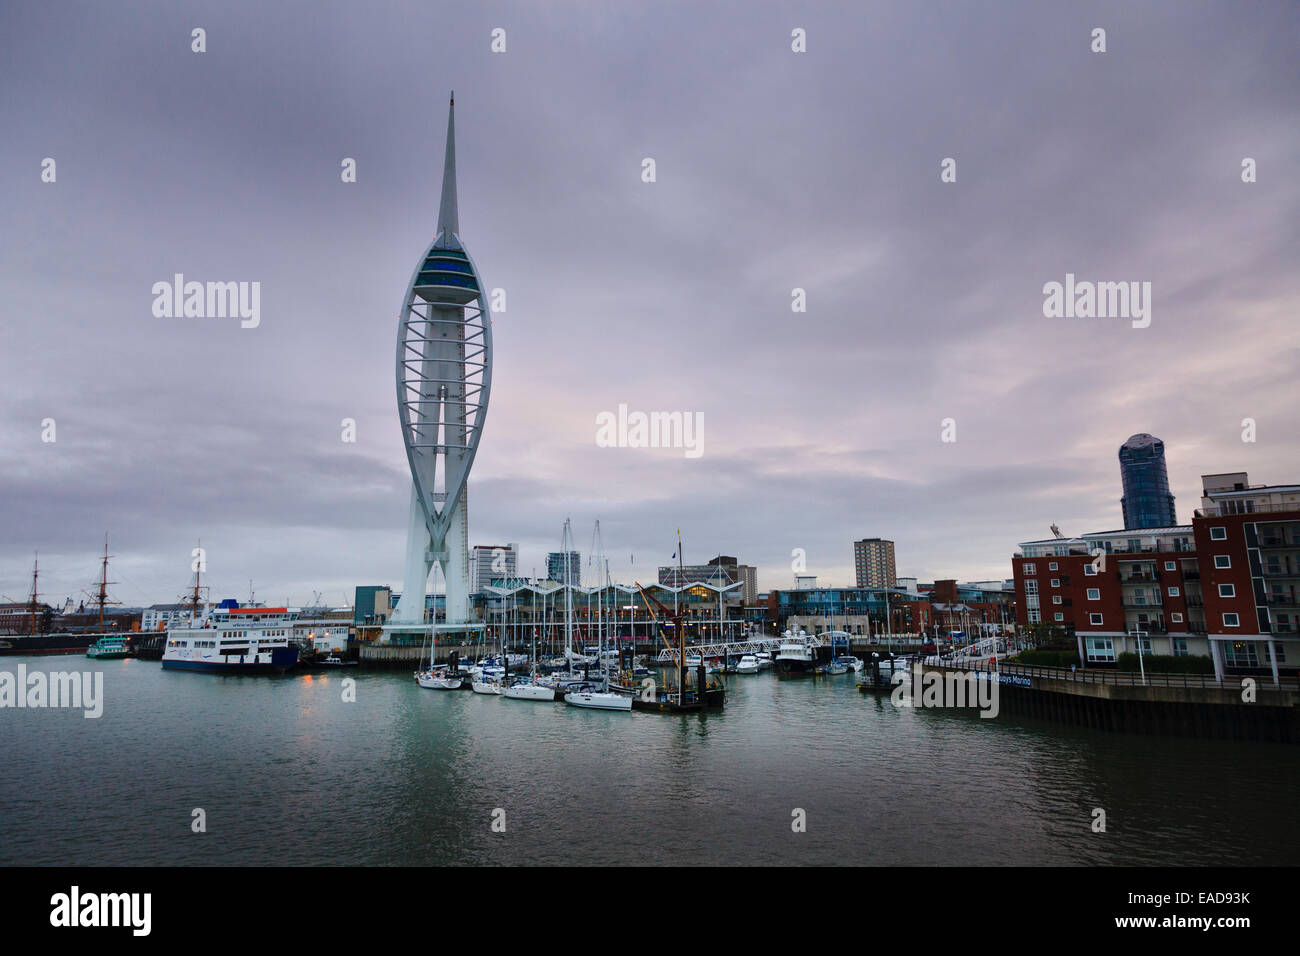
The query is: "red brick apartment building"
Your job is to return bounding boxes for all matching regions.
[1012,472,1300,681]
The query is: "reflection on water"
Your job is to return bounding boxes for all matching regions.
[0,656,1293,865]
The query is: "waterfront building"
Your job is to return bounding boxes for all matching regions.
[1119,433,1177,530]
[386,93,492,646]
[480,580,745,646]
[291,607,353,652]
[928,579,1016,636]
[0,601,53,635]
[353,585,392,626]
[1012,470,1300,681]
[470,543,518,594]
[774,585,930,635]
[853,538,897,588]
[142,602,212,632]
[657,554,757,605]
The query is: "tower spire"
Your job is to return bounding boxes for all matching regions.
[436,91,459,247]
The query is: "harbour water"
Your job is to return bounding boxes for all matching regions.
[1,655,1293,866]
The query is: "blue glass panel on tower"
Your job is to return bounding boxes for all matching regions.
[1118,433,1177,530]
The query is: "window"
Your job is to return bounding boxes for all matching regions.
[1053,596,1062,605]
[1087,588,1101,600]
[1223,613,1240,627]
[1171,612,1184,623]
[1054,613,1064,622]
[1224,641,1258,667]
[1027,609,1041,624]
[1085,636,1115,662]
[1214,555,1231,569]
[1050,578,1060,588]
[1164,561,1176,571]
[1090,612,1104,625]
[1024,580,1038,595]
[1172,638,1188,656]
[1049,562,1058,571]
[1218,584,1235,598]
[1084,564,1097,576]
[1168,587,1180,597]
[1023,563,1036,575]
[1210,526,1227,540]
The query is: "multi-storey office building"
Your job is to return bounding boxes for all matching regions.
[546,551,581,587]
[469,543,518,594]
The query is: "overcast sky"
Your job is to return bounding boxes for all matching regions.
[2,1,1297,609]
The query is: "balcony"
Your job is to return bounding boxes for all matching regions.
[1124,601,1161,609]
[1196,502,1300,517]
[1263,568,1300,580]
[1122,573,1157,583]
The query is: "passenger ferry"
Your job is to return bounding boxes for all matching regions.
[161,607,300,674]
[86,635,131,659]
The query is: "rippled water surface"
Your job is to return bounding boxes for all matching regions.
[1,656,1293,865]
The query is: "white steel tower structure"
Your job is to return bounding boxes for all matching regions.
[387,93,492,638]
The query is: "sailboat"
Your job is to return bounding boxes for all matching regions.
[566,523,631,712]
[415,632,463,690]
[504,588,556,701]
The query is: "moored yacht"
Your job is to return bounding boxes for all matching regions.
[775,629,821,674]
[417,669,464,690]
[565,687,633,711]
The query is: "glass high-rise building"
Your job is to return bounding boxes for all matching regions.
[1119,433,1177,529]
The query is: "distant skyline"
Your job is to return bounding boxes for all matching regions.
[2,2,1297,608]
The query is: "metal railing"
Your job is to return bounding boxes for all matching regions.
[926,658,1300,690]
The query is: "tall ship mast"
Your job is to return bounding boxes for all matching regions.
[27,553,42,636]
[93,534,121,630]
[181,539,210,625]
